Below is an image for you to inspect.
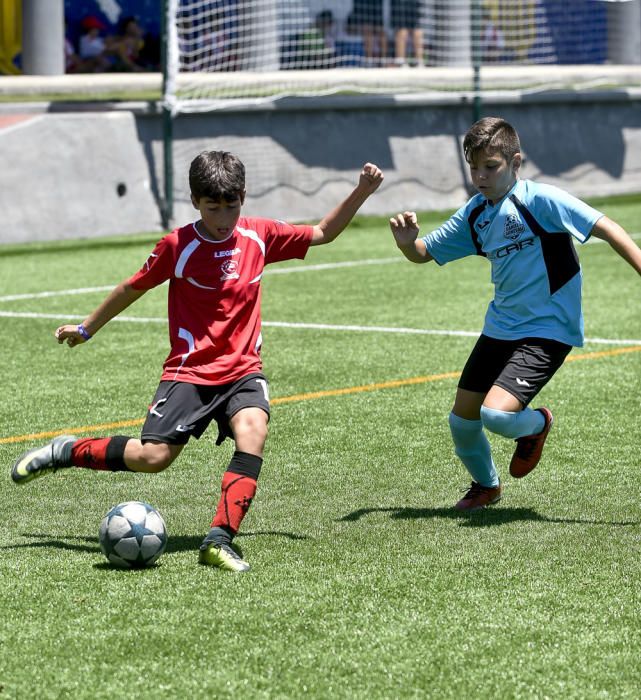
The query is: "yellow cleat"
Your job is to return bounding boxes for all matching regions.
[11,435,76,484]
[198,542,250,572]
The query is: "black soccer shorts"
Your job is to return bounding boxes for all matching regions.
[458,334,572,406]
[141,372,270,446]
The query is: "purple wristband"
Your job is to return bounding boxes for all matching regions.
[77,324,92,341]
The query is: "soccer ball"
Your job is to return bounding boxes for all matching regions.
[99,501,168,568]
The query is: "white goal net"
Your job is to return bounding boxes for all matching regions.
[164,0,641,114]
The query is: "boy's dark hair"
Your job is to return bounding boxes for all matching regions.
[463,117,521,164]
[189,151,246,202]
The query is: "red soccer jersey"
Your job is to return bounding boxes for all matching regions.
[128,217,314,385]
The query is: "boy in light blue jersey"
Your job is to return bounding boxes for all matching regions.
[390,116,641,511]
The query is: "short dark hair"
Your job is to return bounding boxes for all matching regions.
[463,117,520,164]
[189,151,246,202]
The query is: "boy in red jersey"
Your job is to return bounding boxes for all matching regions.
[12,151,384,572]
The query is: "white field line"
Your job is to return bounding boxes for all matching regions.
[0,310,638,346]
[265,257,402,274]
[0,257,402,303]
[1,229,640,304]
[2,231,640,304]
[0,285,115,303]
[1,248,639,346]
[0,311,164,323]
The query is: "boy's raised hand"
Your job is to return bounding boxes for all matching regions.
[358,163,384,194]
[389,211,420,248]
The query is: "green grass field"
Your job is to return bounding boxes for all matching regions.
[1,198,640,699]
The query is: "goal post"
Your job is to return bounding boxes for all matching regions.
[161,0,173,228]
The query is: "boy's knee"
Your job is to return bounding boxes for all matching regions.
[480,405,520,438]
[232,409,268,444]
[141,443,175,472]
[231,408,267,456]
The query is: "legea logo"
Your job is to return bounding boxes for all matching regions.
[214,247,241,258]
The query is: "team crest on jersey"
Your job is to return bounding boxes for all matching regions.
[503,213,525,241]
[220,260,240,281]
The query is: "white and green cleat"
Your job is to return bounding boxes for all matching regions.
[11,435,76,484]
[199,541,250,573]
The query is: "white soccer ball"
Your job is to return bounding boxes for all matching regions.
[99,501,168,568]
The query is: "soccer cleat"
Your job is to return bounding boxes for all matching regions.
[199,540,250,573]
[509,407,553,478]
[11,435,76,484]
[455,481,503,511]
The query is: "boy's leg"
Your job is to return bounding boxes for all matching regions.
[210,444,263,537]
[200,376,270,572]
[11,380,198,484]
[79,380,202,474]
[449,335,515,510]
[483,339,571,477]
[450,388,502,511]
[12,436,183,484]
[73,438,182,472]
[200,446,263,573]
[510,407,553,478]
[12,435,134,484]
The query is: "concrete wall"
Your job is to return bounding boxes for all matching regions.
[142,91,641,227]
[2,90,641,244]
[0,110,161,242]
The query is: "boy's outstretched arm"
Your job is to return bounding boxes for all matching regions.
[309,163,383,246]
[591,215,641,276]
[55,281,147,347]
[389,211,433,264]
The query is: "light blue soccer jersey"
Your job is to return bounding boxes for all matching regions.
[422,179,603,347]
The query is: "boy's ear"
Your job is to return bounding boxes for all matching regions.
[240,190,246,205]
[512,152,522,172]
[191,194,199,209]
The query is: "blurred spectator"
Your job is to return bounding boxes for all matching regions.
[334,11,366,66]
[177,13,201,71]
[281,10,337,69]
[352,0,387,64]
[105,16,146,72]
[391,0,424,66]
[481,8,506,63]
[64,36,82,73]
[315,9,338,52]
[78,15,111,72]
[138,31,161,70]
[178,5,239,72]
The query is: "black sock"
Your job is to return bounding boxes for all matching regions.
[202,525,233,547]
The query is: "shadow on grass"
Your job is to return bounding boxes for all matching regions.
[1,534,99,553]
[2,530,309,554]
[339,506,639,528]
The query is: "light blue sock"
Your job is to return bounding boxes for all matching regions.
[448,412,499,488]
[480,406,545,440]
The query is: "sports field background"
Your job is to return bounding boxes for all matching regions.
[0,197,640,698]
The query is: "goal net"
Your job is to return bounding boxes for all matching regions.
[164,0,640,114]
[159,0,641,226]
